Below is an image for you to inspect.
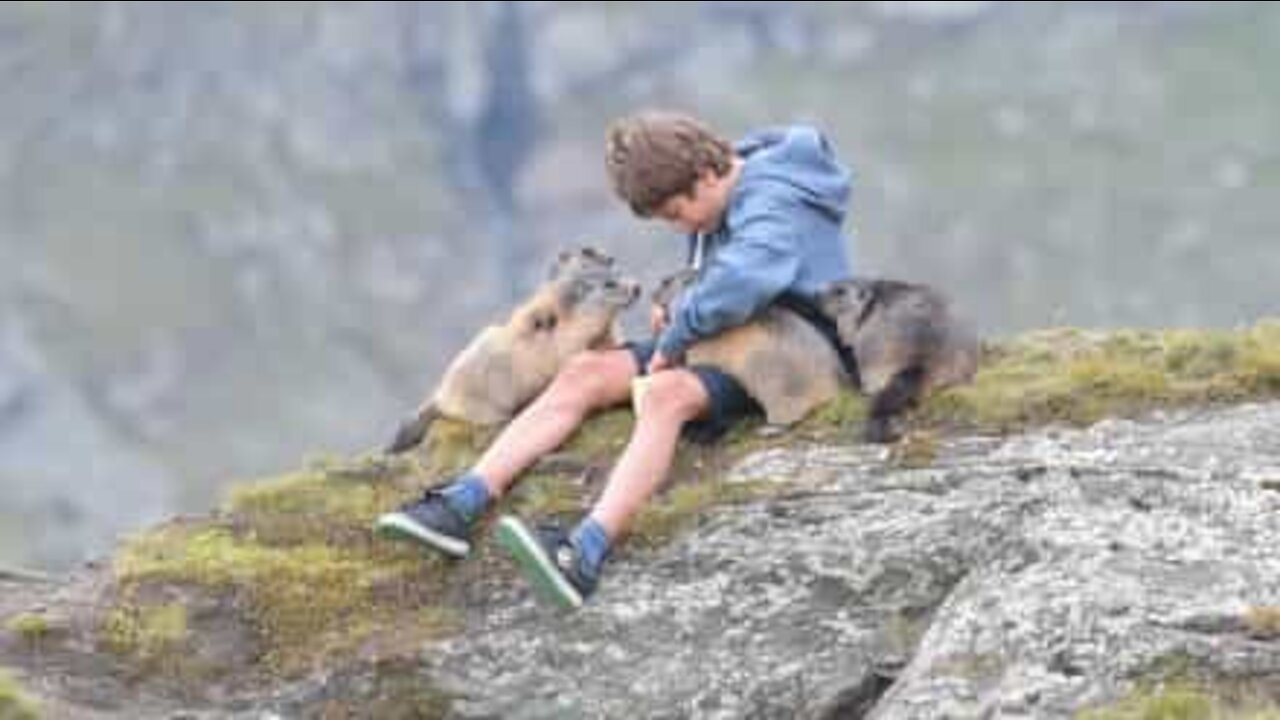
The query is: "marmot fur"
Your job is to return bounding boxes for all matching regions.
[650,269,848,426]
[816,277,979,443]
[386,249,639,453]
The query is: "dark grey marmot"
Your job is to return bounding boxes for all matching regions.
[817,278,979,443]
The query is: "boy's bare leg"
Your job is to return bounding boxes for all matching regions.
[492,367,709,609]
[473,347,638,498]
[588,368,710,539]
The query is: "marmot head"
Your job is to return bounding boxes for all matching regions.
[549,268,640,353]
[817,278,878,342]
[650,268,698,314]
[560,271,640,315]
[548,245,616,282]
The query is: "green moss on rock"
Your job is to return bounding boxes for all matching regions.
[1078,681,1280,720]
[912,321,1280,435]
[99,602,189,675]
[103,461,459,683]
[5,614,50,644]
[0,669,40,720]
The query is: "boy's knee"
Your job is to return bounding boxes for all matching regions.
[640,371,708,422]
[549,351,630,406]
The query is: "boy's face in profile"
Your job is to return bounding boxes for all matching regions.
[651,170,726,235]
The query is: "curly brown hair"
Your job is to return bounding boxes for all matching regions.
[604,110,734,217]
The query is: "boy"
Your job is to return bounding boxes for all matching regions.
[375,110,856,609]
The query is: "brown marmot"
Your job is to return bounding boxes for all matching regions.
[816,278,979,443]
[385,249,640,454]
[650,269,849,426]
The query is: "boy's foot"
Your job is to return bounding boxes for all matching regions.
[495,515,597,610]
[374,489,472,558]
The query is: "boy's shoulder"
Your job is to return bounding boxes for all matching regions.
[737,124,828,151]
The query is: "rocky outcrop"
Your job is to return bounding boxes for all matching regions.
[387,402,1278,719]
[869,407,1280,719]
[3,401,1279,718]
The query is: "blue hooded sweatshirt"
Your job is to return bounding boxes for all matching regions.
[656,124,854,360]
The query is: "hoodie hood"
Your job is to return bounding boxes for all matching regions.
[734,125,853,224]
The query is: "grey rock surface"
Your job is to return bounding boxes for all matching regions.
[422,403,1280,719]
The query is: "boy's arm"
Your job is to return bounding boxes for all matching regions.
[656,186,805,360]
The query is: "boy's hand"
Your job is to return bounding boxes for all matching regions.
[647,350,675,374]
[648,303,669,336]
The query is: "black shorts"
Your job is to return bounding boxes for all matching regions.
[624,339,762,444]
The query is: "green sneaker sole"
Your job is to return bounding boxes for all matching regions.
[374,513,470,558]
[495,516,584,611]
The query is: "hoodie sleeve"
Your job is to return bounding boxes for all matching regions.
[656,178,805,360]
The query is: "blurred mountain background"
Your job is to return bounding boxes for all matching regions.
[0,0,1275,571]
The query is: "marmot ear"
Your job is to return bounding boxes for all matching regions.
[548,251,568,280]
[584,246,613,266]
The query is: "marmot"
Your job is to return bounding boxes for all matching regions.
[385,250,640,454]
[650,269,848,426]
[816,278,979,443]
[546,244,631,350]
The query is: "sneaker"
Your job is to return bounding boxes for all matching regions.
[374,489,472,558]
[494,516,597,610]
